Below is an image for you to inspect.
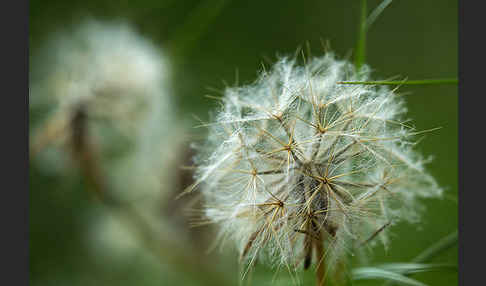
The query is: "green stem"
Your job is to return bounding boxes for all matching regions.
[168,0,231,59]
[354,0,367,69]
[337,78,458,86]
[383,230,458,286]
[412,230,458,263]
[366,0,393,30]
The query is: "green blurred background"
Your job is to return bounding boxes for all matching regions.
[29,0,457,285]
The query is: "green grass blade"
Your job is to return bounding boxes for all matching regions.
[366,0,393,30]
[168,0,231,58]
[412,230,458,263]
[378,263,457,275]
[352,267,428,286]
[337,78,458,86]
[383,230,458,286]
[354,0,367,69]
[355,0,395,69]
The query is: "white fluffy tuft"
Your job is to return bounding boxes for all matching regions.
[192,53,442,277]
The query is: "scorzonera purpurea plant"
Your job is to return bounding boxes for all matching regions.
[30,19,189,261]
[30,20,171,161]
[187,53,442,282]
[29,20,182,201]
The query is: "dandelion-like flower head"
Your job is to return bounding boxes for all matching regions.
[29,19,183,209]
[191,53,442,277]
[30,19,169,143]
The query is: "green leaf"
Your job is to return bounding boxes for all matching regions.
[412,230,458,263]
[378,263,457,275]
[382,231,458,286]
[352,267,428,286]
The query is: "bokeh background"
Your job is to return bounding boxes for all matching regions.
[29,0,457,285]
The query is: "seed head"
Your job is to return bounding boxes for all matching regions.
[30,19,170,148]
[190,53,442,277]
[30,20,186,260]
[30,19,172,173]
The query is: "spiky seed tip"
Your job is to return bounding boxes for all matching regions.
[191,53,442,279]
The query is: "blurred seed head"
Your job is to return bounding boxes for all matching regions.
[30,19,171,164]
[190,53,442,278]
[30,19,186,259]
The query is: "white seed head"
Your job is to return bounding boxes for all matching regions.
[30,19,173,172]
[30,19,170,148]
[191,53,442,276]
[30,20,187,260]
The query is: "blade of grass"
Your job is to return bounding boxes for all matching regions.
[337,78,458,86]
[412,230,458,263]
[354,0,367,69]
[379,263,457,275]
[168,0,231,59]
[352,267,428,286]
[366,0,393,30]
[355,0,395,69]
[383,230,458,286]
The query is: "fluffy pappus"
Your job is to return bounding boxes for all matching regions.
[30,19,171,161]
[30,19,189,261]
[189,52,442,282]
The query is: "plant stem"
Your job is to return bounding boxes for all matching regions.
[382,230,458,286]
[315,235,326,286]
[168,0,231,59]
[365,0,393,30]
[354,0,367,69]
[412,230,458,263]
[69,105,234,286]
[337,78,458,86]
